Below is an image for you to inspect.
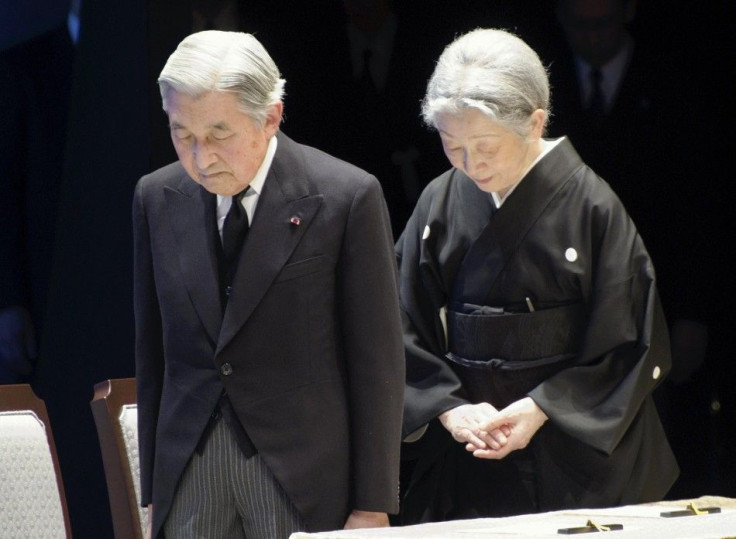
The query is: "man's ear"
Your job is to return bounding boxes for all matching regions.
[264,102,283,136]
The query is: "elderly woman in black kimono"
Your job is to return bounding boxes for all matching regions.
[396,28,678,523]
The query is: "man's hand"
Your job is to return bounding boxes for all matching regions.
[472,397,548,459]
[145,504,153,539]
[343,510,389,529]
[0,306,37,376]
[439,403,511,452]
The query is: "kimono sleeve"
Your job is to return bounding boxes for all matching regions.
[529,186,671,455]
[396,196,468,437]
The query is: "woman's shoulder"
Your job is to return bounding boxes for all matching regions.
[562,155,625,211]
[416,167,460,206]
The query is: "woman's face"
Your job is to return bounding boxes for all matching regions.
[437,108,544,196]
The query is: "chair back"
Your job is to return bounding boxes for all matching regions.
[91,378,147,539]
[0,384,72,538]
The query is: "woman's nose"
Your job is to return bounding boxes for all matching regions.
[464,150,483,176]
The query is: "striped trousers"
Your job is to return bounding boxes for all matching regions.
[164,416,305,538]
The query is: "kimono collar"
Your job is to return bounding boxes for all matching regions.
[492,137,565,208]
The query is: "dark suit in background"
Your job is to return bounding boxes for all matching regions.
[261,0,447,239]
[19,1,150,536]
[0,21,73,383]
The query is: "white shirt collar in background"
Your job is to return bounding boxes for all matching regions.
[347,13,397,91]
[574,36,633,113]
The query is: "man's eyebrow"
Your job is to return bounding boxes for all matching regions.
[438,130,500,139]
[169,121,231,130]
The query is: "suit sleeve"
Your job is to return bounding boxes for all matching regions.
[529,187,671,455]
[338,175,405,513]
[132,178,165,506]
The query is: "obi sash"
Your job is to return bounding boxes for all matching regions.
[446,302,586,409]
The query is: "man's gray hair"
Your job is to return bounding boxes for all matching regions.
[158,30,285,127]
[422,28,550,137]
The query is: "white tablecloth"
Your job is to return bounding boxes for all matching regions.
[290,496,736,538]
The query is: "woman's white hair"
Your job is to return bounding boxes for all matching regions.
[422,28,550,137]
[158,30,285,127]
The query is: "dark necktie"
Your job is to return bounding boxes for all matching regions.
[222,188,249,268]
[588,68,606,115]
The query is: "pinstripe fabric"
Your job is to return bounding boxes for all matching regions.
[164,417,305,538]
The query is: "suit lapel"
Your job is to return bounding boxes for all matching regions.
[165,175,222,345]
[216,134,323,355]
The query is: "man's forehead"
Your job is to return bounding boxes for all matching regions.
[165,91,243,127]
[165,88,239,110]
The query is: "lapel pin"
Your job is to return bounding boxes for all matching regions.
[290,216,301,226]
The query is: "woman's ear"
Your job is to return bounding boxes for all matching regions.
[528,109,547,141]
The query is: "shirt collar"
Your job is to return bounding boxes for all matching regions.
[247,134,278,196]
[216,133,277,208]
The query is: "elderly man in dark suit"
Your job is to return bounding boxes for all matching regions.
[133,30,405,538]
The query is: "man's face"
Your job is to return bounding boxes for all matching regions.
[165,90,281,196]
[558,0,630,68]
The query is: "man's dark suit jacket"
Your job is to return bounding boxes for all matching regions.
[133,132,405,536]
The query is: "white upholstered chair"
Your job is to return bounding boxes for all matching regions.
[0,383,72,538]
[91,378,148,539]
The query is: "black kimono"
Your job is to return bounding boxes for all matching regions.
[396,138,678,522]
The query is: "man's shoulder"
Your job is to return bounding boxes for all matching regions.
[134,162,191,203]
[139,161,188,186]
[279,132,375,188]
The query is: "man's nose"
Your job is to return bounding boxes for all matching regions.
[193,140,217,170]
